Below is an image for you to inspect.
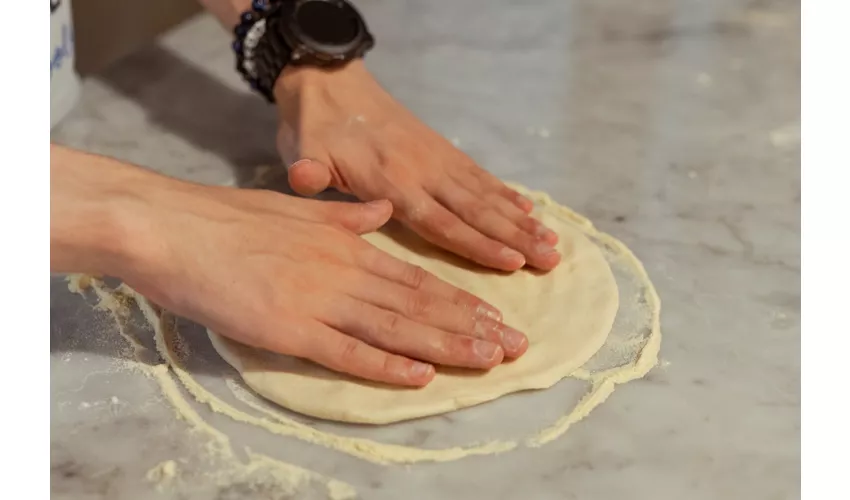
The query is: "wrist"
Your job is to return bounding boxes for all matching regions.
[274,58,367,96]
[272,59,370,124]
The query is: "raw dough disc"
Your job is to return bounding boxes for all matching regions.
[209,204,619,424]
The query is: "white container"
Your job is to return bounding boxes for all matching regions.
[50,0,81,129]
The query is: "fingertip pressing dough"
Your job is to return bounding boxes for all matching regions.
[209,206,620,425]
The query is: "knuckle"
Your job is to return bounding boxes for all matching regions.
[487,191,520,215]
[378,311,403,336]
[456,290,482,309]
[402,265,428,290]
[447,334,476,356]
[374,148,396,168]
[403,199,433,224]
[336,338,363,367]
[424,211,459,237]
[519,216,540,233]
[514,227,534,246]
[464,203,490,224]
[404,292,434,318]
[432,334,453,356]
[380,353,397,377]
[454,314,479,337]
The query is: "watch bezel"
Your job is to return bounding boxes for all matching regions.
[279,0,373,65]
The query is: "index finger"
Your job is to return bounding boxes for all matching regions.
[356,243,504,322]
[296,320,437,387]
[400,195,527,272]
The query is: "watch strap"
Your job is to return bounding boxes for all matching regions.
[232,0,288,103]
[232,0,373,103]
[250,11,293,103]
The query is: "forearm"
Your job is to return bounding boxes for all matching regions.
[198,0,253,29]
[50,145,161,278]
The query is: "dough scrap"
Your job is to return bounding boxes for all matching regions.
[210,202,620,425]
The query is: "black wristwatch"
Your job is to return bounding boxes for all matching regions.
[232,0,374,102]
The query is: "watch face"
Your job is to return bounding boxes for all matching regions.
[295,0,361,47]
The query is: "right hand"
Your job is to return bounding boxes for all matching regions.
[122,180,529,387]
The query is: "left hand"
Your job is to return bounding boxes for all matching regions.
[273,60,561,272]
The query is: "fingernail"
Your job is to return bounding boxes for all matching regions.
[289,158,311,170]
[535,243,559,256]
[475,303,502,321]
[536,225,558,241]
[365,200,388,209]
[473,340,500,361]
[500,247,526,265]
[500,326,528,353]
[409,361,433,379]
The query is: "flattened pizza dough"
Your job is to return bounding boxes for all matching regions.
[209,204,619,424]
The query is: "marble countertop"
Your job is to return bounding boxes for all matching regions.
[50,0,800,498]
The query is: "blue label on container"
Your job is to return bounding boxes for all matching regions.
[50,23,75,79]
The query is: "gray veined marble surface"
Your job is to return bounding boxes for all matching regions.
[50,0,800,499]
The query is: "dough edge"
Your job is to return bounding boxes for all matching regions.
[208,183,620,424]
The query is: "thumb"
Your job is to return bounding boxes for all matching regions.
[325,199,393,235]
[287,158,334,196]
